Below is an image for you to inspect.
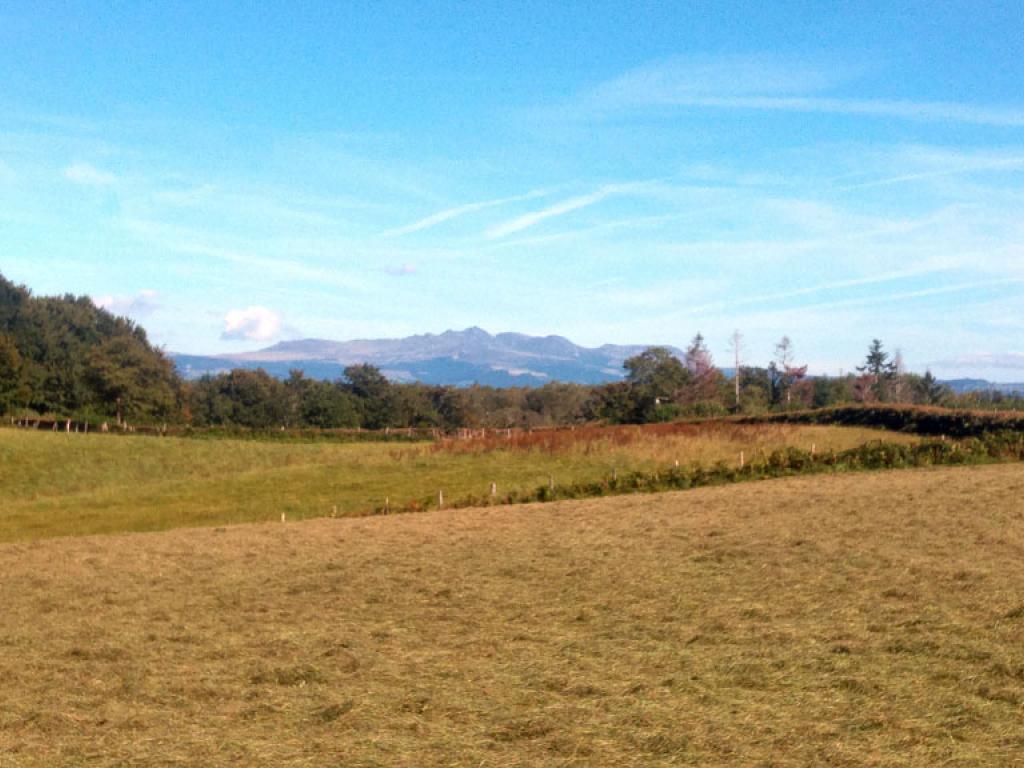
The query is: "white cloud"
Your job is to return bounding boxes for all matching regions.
[486,183,643,239]
[384,189,548,237]
[93,289,160,317]
[221,306,282,342]
[64,162,117,186]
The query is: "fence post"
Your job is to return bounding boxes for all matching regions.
[739,451,745,468]
[490,482,497,497]
[438,490,444,508]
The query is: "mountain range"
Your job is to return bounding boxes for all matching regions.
[173,327,684,387]
[171,327,1024,394]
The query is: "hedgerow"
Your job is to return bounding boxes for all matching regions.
[741,404,1024,438]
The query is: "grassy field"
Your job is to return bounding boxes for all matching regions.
[0,423,917,542]
[2,463,1023,766]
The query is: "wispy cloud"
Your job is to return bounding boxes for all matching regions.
[64,162,117,186]
[704,96,1024,128]
[839,155,1024,190]
[586,54,846,109]
[482,212,690,251]
[731,278,1024,320]
[580,55,1024,128]
[384,189,548,237]
[120,217,370,291]
[667,96,1024,128]
[486,183,645,239]
[685,266,959,316]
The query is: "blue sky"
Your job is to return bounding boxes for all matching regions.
[2,1,1023,378]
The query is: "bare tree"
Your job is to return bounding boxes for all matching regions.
[727,329,744,409]
[774,336,794,371]
[891,348,907,402]
[772,336,807,406]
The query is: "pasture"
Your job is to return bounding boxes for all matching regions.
[0,422,917,542]
[2,464,1023,766]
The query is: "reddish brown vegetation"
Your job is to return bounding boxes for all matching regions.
[431,421,793,455]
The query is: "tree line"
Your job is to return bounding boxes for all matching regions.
[1,273,1019,431]
[0,274,179,424]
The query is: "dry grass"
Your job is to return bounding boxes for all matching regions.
[0,424,917,542]
[433,420,917,465]
[2,463,1024,766]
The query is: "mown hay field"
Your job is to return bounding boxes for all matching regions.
[0,423,917,542]
[2,464,1023,766]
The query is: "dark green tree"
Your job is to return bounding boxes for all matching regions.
[856,339,898,401]
[341,364,388,428]
[624,347,688,395]
[0,272,184,420]
[86,335,178,424]
[0,333,23,415]
[622,347,690,422]
[858,339,897,378]
[913,370,951,405]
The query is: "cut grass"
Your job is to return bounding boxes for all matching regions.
[2,464,1023,766]
[0,423,917,542]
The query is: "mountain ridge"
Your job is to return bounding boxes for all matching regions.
[174,327,683,386]
[171,327,1024,393]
